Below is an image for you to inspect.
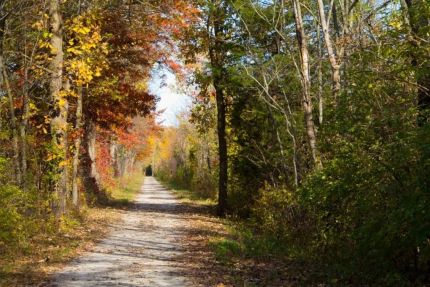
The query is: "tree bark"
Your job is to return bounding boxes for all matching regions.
[19,13,31,190]
[317,25,324,125]
[292,0,322,168]
[317,0,341,102]
[206,140,212,172]
[72,86,83,208]
[214,82,228,216]
[0,8,21,185]
[19,67,29,189]
[88,122,99,184]
[82,119,104,203]
[110,141,120,177]
[49,0,68,216]
[209,0,228,216]
[0,55,21,185]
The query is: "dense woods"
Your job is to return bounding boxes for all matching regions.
[0,0,192,266]
[0,0,429,286]
[155,0,430,285]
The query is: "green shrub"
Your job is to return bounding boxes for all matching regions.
[252,185,297,238]
[299,134,430,285]
[191,170,216,198]
[0,185,28,251]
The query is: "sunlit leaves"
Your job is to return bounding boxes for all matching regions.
[65,11,108,86]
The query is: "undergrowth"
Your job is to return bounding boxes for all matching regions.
[0,172,145,287]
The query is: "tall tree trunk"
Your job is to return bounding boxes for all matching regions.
[206,140,212,172]
[214,82,228,216]
[49,0,68,215]
[0,9,21,185]
[20,14,30,190]
[88,122,99,185]
[110,141,121,177]
[317,25,324,125]
[1,55,21,185]
[20,67,29,189]
[82,119,104,203]
[72,86,83,208]
[317,0,341,102]
[292,0,322,168]
[209,0,228,217]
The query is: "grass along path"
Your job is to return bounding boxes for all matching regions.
[161,179,309,286]
[0,172,143,287]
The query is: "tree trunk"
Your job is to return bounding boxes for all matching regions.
[317,25,324,125]
[72,86,83,208]
[0,9,21,185]
[292,0,322,168]
[1,55,21,185]
[88,122,99,184]
[209,0,228,217]
[20,17,30,190]
[110,141,121,177]
[206,141,212,172]
[49,0,68,216]
[82,119,103,202]
[317,0,341,102]
[20,67,29,189]
[214,82,228,216]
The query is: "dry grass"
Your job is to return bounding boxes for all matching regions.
[0,173,144,287]
[0,207,123,287]
[168,184,302,286]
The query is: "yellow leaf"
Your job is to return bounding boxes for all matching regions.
[59,98,67,109]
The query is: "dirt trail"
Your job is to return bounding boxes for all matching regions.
[49,177,193,287]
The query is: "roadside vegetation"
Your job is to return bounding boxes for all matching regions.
[0,1,188,285]
[155,2,430,284]
[0,171,143,287]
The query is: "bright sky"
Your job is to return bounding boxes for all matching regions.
[148,64,192,126]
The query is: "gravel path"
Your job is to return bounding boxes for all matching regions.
[49,177,193,287]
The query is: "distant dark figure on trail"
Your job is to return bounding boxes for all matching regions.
[145,165,153,176]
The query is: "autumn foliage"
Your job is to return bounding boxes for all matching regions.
[0,0,197,255]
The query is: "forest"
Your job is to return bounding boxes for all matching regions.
[0,0,429,286]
